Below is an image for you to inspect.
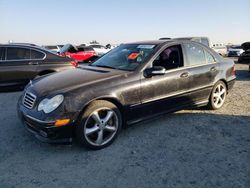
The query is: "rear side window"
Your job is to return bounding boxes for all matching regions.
[0,47,5,60]
[6,47,30,60]
[31,49,45,59]
[183,43,206,66]
[201,38,209,47]
[204,50,215,63]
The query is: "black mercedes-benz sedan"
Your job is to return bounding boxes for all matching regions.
[0,44,77,88]
[17,39,236,149]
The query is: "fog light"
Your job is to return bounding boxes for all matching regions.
[54,119,70,127]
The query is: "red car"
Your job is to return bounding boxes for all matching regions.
[59,44,97,63]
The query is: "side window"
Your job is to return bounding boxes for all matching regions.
[204,50,215,63]
[6,47,30,60]
[0,47,5,61]
[31,50,45,59]
[201,38,209,47]
[153,45,183,70]
[183,43,206,66]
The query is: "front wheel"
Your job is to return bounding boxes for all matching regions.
[76,100,122,150]
[208,81,227,110]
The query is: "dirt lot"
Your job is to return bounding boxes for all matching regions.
[0,60,249,188]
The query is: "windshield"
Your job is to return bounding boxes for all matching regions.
[90,44,157,71]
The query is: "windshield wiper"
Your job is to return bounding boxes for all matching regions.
[93,65,116,69]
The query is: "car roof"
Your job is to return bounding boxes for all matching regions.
[241,42,250,50]
[1,43,41,48]
[126,40,171,45]
[125,39,201,45]
[0,44,57,54]
[6,43,38,46]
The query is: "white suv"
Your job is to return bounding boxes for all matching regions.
[212,43,227,56]
[89,44,111,56]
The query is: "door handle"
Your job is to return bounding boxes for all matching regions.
[180,72,189,78]
[210,66,217,72]
[28,62,39,65]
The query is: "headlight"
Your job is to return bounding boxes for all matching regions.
[38,95,64,114]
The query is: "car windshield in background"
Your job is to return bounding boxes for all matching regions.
[90,44,157,71]
[231,46,242,49]
[60,44,77,53]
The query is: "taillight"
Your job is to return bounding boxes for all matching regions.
[232,65,236,76]
[70,60,78,67]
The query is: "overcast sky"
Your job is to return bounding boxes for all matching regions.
[0,0,250,45]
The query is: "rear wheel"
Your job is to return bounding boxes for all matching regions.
[76,100,122,150]
[208,81,227,110]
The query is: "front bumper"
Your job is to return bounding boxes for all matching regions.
[17,100,74,144]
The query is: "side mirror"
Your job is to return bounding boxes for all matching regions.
[144,66,166,78]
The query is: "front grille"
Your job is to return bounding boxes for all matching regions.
[23,92,37,109]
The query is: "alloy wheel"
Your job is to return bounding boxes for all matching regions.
[212,83,226,109]
[83,108,118,146]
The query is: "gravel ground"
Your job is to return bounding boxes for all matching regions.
[0,60,249,188]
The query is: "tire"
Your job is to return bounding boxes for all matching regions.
[208,81,227,110]
[75,100,122,150]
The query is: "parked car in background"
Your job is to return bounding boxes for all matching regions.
[43,45,63,53]
[212,43,227,56]
[227,45,244,57]
[89,44,111,56]
[18,39,236,149]
[105,44,117,50]
[173,37,211,47]
[59,44,97,63]
[0,44,77,88]
[238,42,250,64]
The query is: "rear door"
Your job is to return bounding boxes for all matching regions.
[0,46,39,86]
[182,42,219,104]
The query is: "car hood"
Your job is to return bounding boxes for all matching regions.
[29,66,128,96]
[241,42,250,51]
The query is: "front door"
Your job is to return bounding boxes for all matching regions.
[132,44,193,120]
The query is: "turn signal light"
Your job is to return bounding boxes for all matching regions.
[54,119,70,127]
[232,65,236,76]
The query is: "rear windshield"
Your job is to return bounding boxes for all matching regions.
[45,46,57,49]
